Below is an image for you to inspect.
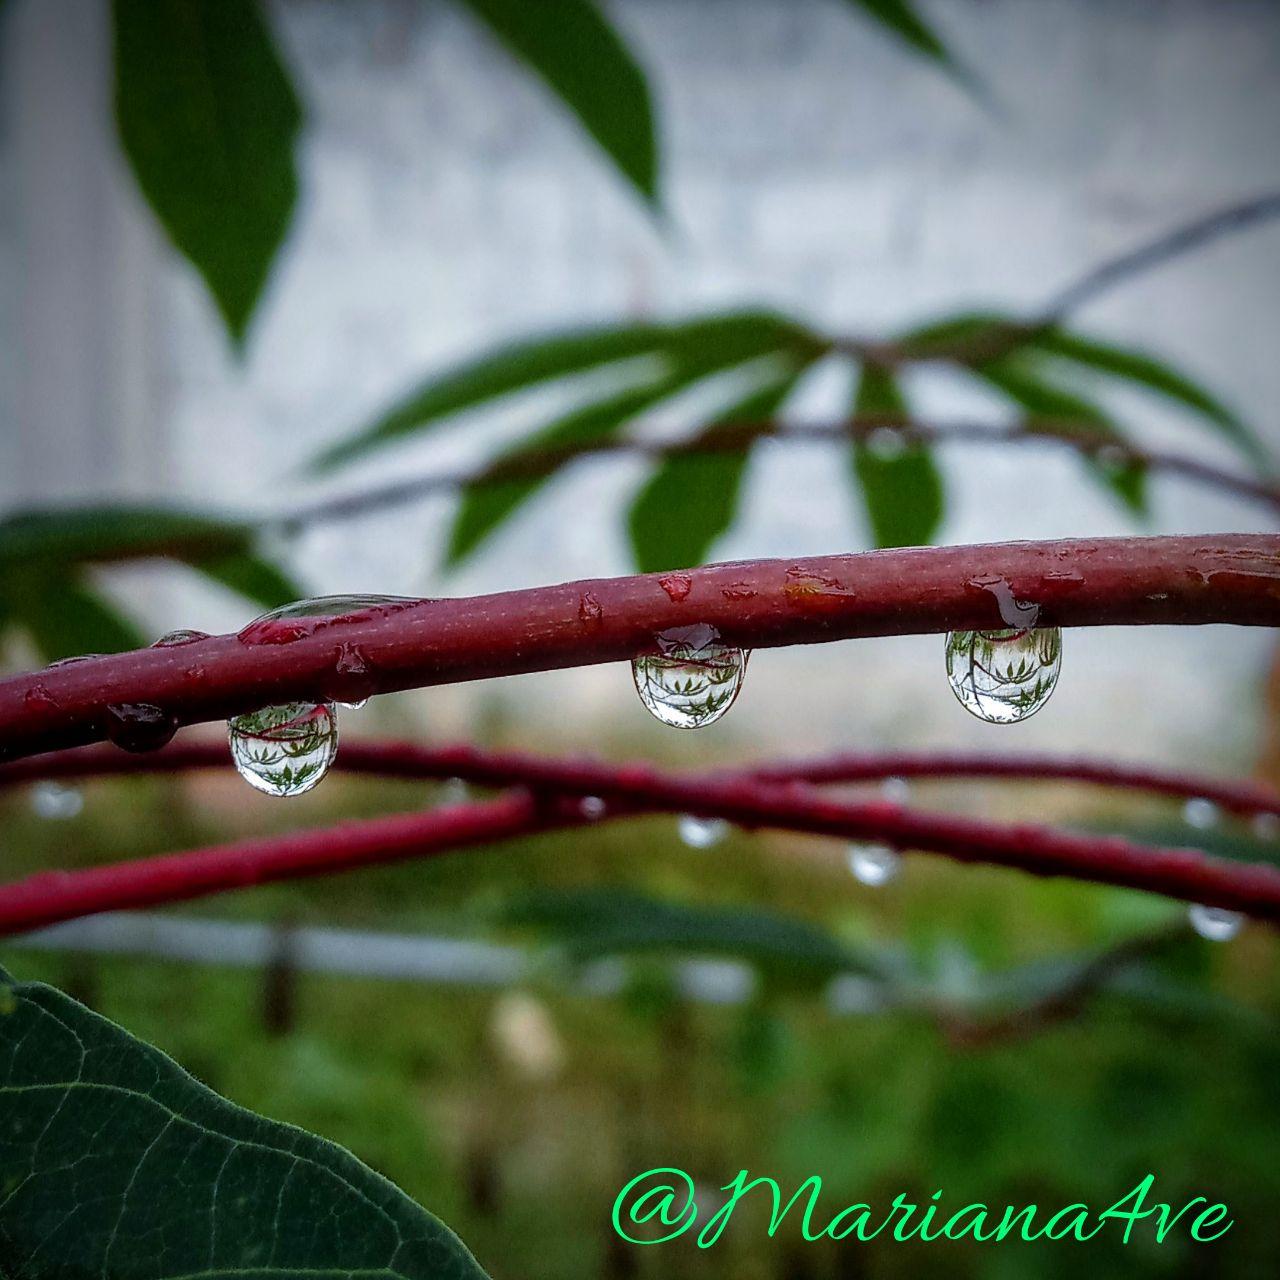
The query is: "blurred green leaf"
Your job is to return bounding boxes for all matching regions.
[311,324,672,473]
[843,0,954,67]
[627,367,808,573]
[0,506,301,656]
[1028,328,1267,467]
[850,365,945,547]
[1,568,146,660]
[977,358,1149,515]
[501,887,887,987]
[195,549,300,609]
[0,965,489,1279]
[111,0,301,348]
[445,312,817,565]
[461,0,658,208]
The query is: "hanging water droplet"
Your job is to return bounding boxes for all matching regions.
[1251,811,1280,839]
[228,702,338,797]
[105,702,178,753]
[678,814,728,849]
[944,628,1062,724]
[1182,797,1219,830]
[152,628,210,648]
[29,781,83,820]
[579,795,607,820]
[631,623,746,729]
[847,843,900,886]
[881,776,910,805]
[443,777,469,804]
[1188,903,1243,942]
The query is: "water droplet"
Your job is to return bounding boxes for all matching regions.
[228,702,338,797]
[152,628,210,648]
[578,592,603,626]
[47,654,101,668]
[945,628,1062,724]
[784,566,855,613]
[678,814,728,849]
[657,572,693,603]
[29,781,83,820]
[579,795,607,820]
[866,426,906,460]
[881,776,910,805]
[238,594,419,645]
[631,623,746,729]
[1188,903,1243,942]
[848,843,900,886]
[1182,797,1219,830]
[105,702,178,753]
[330,641,374,708]
[1251,811,1280,839]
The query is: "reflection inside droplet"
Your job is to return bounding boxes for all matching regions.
[228,702,338,797]
[945,628,1062,724]
[632,623,746,729]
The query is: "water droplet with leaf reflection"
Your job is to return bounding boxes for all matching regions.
[632,623,746,729]
[228,701,338,798]
[945,627,1062,724]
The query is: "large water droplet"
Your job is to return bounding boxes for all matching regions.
[1182,797,1219,830]
[237,594,418,646]
[228,702,338,797]
[1188,903,1243,942]
[105,702,178,753]
[848,843,900,886]
[152,628,210,648]
[944,628,1062,724]
[30,781,83,820]
[678,814,728,849]
[631,623,746,729]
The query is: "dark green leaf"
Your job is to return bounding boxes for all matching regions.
[850,365,945,547]
[445,312,815,565]
[977,359,1149,515]
[840,0,981,95]
[1028,328,1268,467]
[501,888,887,987]
[627,369,807,573]
[0,965,488,1278]
[1,569,146,660]
[111,0,302,348]
[0,506,252,569]
[461,0,658,207]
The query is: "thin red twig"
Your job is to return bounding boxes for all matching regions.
[2,535,1278,763]
[6,739,1277,818]
[3,749,1279,934]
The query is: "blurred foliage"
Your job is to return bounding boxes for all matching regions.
[2,766,1278,1278]
[310,307,1263,572]
[0,506,298,661]
[102,0,967,346]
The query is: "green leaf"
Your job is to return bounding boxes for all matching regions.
[850,365,945,547]
[501,888,887,988]
[1027,328,1268,468]
[111,0,302,348]
[976,359,1149,515]
[461,0,658,207]
[840,0,980,95]
[312,324,672,473]
[0,965,489,1278]
[445,312,815,565]
[627,368,808,573]
[195,549,302,609]
[1,569,146,660]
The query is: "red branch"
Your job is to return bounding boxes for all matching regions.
[1,535,1278,763]
[3,744,1280,933]
[5,739,1279,818]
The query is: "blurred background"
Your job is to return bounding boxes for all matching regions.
[2,1,1280,1276]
